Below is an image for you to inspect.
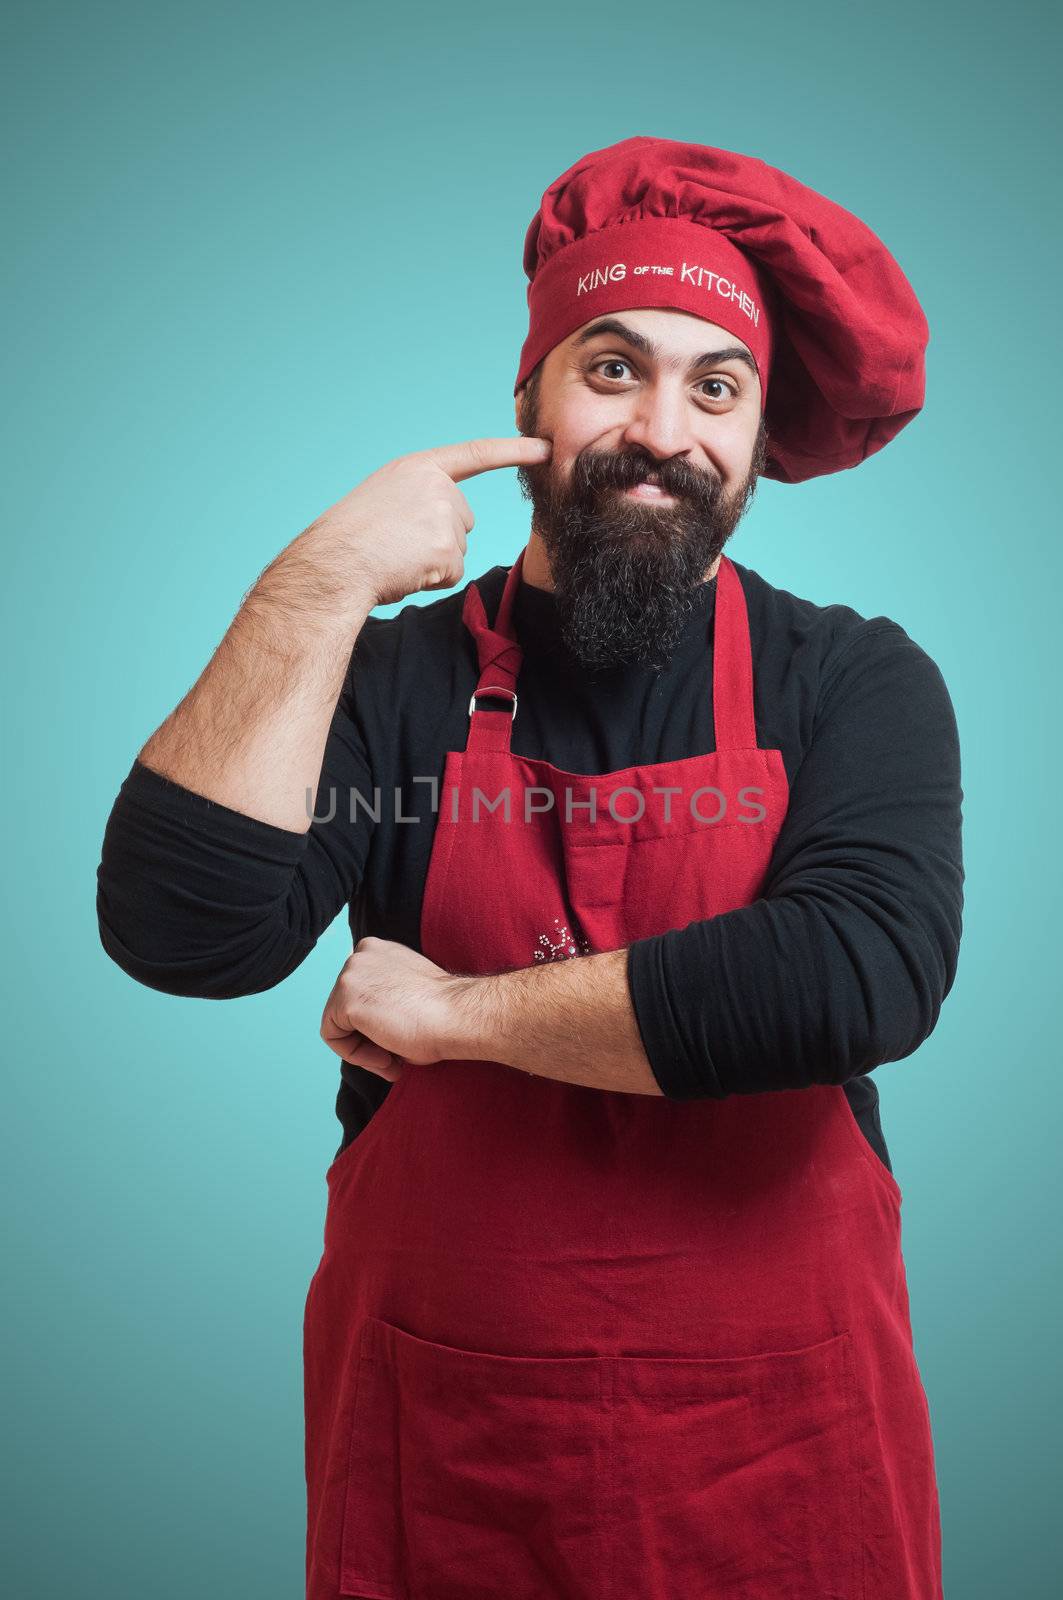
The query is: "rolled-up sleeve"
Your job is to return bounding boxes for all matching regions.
[95,674,375,999]
[626,622,965,1099]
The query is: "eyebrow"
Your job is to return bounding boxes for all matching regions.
[573,317,759,383]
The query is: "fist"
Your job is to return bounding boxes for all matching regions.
[319,935,471,1081]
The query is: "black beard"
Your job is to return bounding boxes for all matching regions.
[516,434,763,675]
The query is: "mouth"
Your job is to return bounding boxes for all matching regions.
[623,481,676,502]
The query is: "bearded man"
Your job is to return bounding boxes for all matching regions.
[98,136,963,1599]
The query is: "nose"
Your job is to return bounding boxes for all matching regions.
[620,380,697,463]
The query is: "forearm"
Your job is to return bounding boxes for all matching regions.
[448,947,664,1096]
[139,525,376,833]
[626,891,957,1098]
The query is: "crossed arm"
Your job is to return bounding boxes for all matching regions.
[99,618,963,1104]
[319,621,965,1103]
[319,937,662,1095]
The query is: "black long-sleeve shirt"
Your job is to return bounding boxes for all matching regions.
[96,557,964,1174]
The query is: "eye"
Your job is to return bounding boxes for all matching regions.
[589,359,738,403]
[592,358,634,382]
[698,377,738,402]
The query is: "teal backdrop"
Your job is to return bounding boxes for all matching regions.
[4,0,1059,1594]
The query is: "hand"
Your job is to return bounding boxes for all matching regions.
[304,435,551,608]
[319,935,475,1082]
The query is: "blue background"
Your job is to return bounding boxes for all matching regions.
[4,0,1059,1593]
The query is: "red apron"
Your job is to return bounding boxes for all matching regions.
[303,551,943,1599]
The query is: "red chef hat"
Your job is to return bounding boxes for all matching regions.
[515,137,930,484]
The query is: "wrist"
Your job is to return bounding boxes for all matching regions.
[442,972,510,1064]
[270,525,380,630]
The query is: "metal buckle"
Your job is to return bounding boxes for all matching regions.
[468,685,518,719]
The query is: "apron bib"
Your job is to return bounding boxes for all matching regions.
[303,551,943,1599]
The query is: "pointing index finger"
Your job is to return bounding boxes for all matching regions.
[421,436,552,483]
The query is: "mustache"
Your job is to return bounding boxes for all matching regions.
[571,447,720,507]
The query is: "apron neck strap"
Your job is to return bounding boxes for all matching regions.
[462,548,756,755]
[712,554,757,751]
[461,549,526,754]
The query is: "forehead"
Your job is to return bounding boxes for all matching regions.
[565,306,754,363]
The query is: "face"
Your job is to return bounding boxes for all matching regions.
[515,307,768,673]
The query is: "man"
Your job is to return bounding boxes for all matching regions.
[97,137,964,1598]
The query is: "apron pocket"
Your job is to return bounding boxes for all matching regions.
[339,1316,609,1600]
[608,1327,861,1599]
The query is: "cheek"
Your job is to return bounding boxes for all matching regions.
[544,434,585,486]
[691,436,744,490]
[550,388,618,449]
[714,411,761,473]
[551,417,616,478]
